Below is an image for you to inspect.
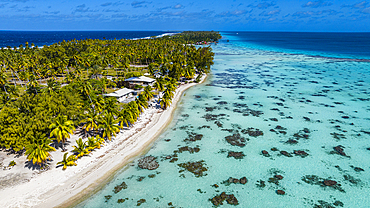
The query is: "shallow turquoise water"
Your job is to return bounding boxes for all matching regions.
[79,35,370,208]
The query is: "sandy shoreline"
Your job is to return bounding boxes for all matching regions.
[0,75,207,208]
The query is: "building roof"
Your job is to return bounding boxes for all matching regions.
[125,76,155,83]
[104,88,134,98]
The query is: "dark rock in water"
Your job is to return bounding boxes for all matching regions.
[205,106,218,112]
[138,156,159,170]
[215,121,223,128]
[353,166,364,172]
[210,192,239,206]
[323,180,337,186]
[302,175,345,192]
[269,174,284,185]
[333,145,347,157]
[225,133,247,147]
[164,139,171,142]
[117,198,128,203]
[271,147,279,151]
[275,175,284,180]
[197,188,205,193]
[280,151,292,157]
[331,132,346,140]
[262,150,270,157]
[256,180,266,188]
[275,125,286,130]
[113,182,127,194]
[137,176,145,182]
[105,195,112,202]
[222,128,237,133]
[176,146,200,154]
[269,118,278,121]
[241,128,264,137]
[276,190,285,195]
[198,125,211,130]
[202,113,226,122]
[293,128,311,140]
[178,160,208,177]
[361,130,370,135]
[333,201,344,207]
[225,177,247,185]
[228,151,245,159]
[217,101,228,105]
[303,116,311,121]
[226,194,239,205]
[227,177,235,184]
[286,139,298,144]
[315,200,345,208]
[343,174,361,185]
[367,147,370,151]
[240,177,248,184]
[294,150,309,157]
[213,184,219,188]
[169,158,178,163]
[184,132,203,142]
[137,199,146,206]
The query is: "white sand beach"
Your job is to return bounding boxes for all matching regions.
[0,75,206,208]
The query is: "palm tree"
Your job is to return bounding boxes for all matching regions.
[91,95,105,113]
[116,107,135,129]
[49,115,75,151]
[153,77,165,96]
[79,80,93,103]
[135,94,148,113]
[80,109,99,133]
[0,72,8,94]
[142,85,154,101]
[98,113,120,141]
[41,79,60,95]
[25,133,56,166]
[160,96,172,109]
[127,101,140,121]
[104,97,118,115]
[72,138,90,158]
[86,135,104,150]
[57,153,77,170]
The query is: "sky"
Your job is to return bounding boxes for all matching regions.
[0,0,369,32]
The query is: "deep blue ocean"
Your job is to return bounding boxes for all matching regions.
[0,31,170,47]
[221,31,370,59]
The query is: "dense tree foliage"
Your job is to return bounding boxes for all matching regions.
[0,31,219,167]
[168,31,222,43]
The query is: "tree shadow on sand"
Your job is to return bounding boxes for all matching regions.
[24,159,53,171]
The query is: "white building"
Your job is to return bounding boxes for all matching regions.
[125,76,155,87]
[103,88,134,102]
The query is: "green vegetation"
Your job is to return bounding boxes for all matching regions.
[0,31,219,168]
[8,160,16,167]
[167,31,222,44]
[57,153,77,170]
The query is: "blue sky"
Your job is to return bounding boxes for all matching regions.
[0,0,369,31]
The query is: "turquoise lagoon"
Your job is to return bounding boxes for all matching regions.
[79,33,370,207]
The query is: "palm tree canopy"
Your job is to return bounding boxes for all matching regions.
[25,133,56,165]
[49,115,75,148]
